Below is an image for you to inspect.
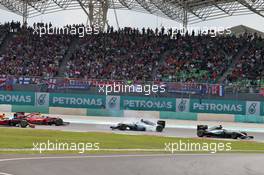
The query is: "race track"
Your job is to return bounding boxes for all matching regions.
[0,154,264,175]
[35,123,264,142]
[1,117,264,175]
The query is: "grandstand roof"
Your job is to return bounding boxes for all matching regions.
[230,25,264,37]
[0,0,264,26]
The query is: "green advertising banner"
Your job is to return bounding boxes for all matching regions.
[190,99,246,115]
[0,91,35,105]
[49,93,105,108]
[121,96,176,111]
[261,102,264,116]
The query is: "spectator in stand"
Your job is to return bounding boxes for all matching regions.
[225,33,264,87]
[64,32,169,81]
[0,21,263,86]
[156,34,247,83]
[0,24,72,77]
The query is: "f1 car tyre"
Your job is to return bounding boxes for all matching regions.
[119,124,128,130]
[156,125,163,132]
[231,132,238,139]
[55,118,63,126]
[9,122,16,126]
[157,120,166,128]
[197,130,204,137]
[20,120,28,128]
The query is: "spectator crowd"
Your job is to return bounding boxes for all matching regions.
[0,22,72,77]
[0,21,263,87]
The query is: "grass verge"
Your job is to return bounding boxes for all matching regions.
[0,127,264,154]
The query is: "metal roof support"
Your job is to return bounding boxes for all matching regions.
[183,1,188,29]
[77,0,108,31]
[118,0,134,9]
[175,0,205,22]
[134,0,156,14]
[0,0,263,27]
[22,0,28,24]
[238,0,264,17]
[0,0,24,16]
[52,0,72,9]
[150,0,184,23]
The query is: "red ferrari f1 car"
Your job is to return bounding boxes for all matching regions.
[0,114,34,128]
[14,112,68,126]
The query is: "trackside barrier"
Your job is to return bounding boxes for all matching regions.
[234,115,264,123]
[49,107,86,115]
[0,104,12,112]
[5,105,264,123]
[197,113,235,122]
[0,91,263,123]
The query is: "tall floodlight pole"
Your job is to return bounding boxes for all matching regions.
[22,0,28,25]
[183,6,188,29]
[78,0,109,31]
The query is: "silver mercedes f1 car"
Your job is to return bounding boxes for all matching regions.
[197,125,254,139]
[110,119,166,132]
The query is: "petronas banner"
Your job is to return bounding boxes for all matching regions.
[190,99,246,115]
[121,96,176,111]
[106,96,120,111]
[0,91,35,105]
[176,98,190,112]
[246,101,260,116]
[49,93,105,109]
[0,91,264,116]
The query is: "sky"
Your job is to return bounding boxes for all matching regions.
[0,5,264,32]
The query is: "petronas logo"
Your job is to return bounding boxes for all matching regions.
[248,103,257,114]
[109,97,117,108]
[178,99,186,112]
[38,94,46,105]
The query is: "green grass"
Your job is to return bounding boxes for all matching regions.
[0,127,264,154]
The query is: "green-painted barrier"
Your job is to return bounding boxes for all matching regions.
[12,105,49,113]
[0,91,35,105]
[190,99,245,115]
[121,96,175,111]
[261,102,264,116]
[160,111,197,120]
[49,93,105,109]
[0,91,264,120]
[235,115,264,123]
[87,109,123,117]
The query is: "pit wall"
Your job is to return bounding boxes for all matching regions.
[0,91,264,123]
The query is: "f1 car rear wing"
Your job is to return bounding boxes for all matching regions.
[157,120,166,128]
[197,125,208,131]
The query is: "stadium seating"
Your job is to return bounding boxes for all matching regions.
[156,35,247,83]
[226,35,264,86]
[65,33,168,81]
[0,25,72,77]
[0,23,9,46]
[0,22,263,87]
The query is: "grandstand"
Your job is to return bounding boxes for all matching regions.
[0,21,263,100]
[230,25,264,37]
[1,1,264,173]
[0,0,264,29]
[0,0,263,100]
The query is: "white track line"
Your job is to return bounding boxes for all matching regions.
[0,153,232,163]
[0,172,13,175]
[1,148,264,153]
